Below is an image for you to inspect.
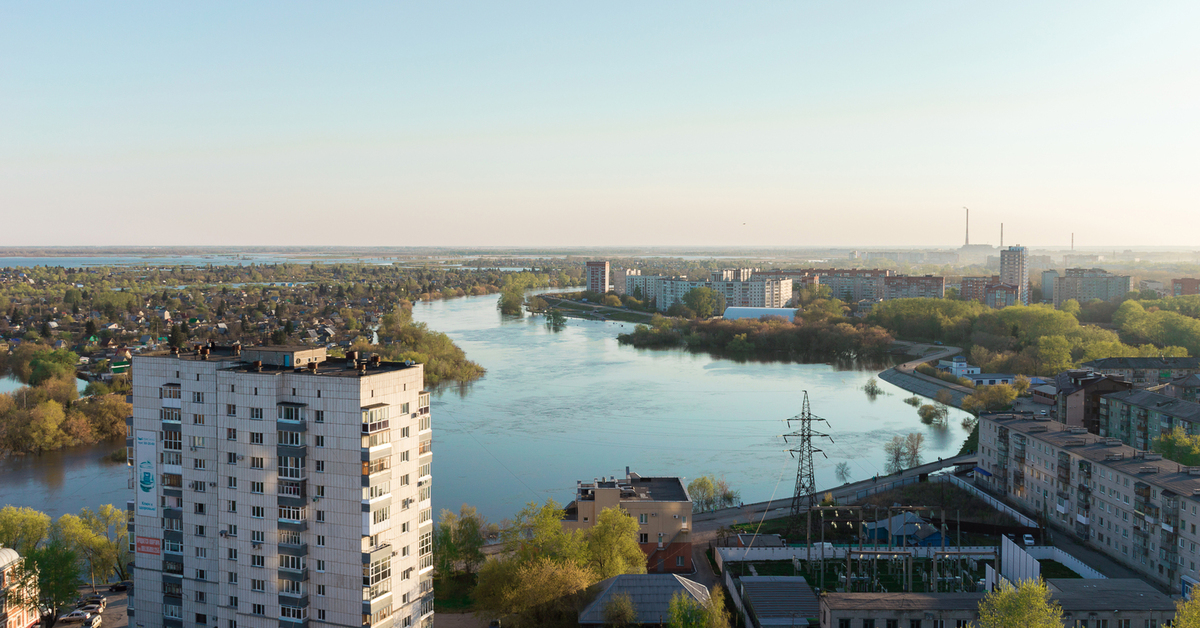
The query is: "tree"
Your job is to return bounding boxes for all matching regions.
[546,309,567,332]
[603,295,623,308]
[474,557,593,628]
[1174,594,1200,628]
[904,432,925,467]
[682,288,725,319]
[1152,426,1200,466]
[935,389,955,406]
[579,507,647,580]
[687,476,716,513]
[1013,374,1032,396]
[499,500,580,564]
[436,504,492,577]
[602,592,637,627]
[883,436,908,474]
[667,590,706,628]
[0,505,51,555]
[53,513,108,590]
[80,504,131,582]
[918,404,948,427]
[835,461,852,484]
[19,541,82,628]
[975,579,1063,628]
[962,384,1018,414]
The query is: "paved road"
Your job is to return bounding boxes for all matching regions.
[541,296,655,322]
[878,342,974,408]
[693,453,977,531]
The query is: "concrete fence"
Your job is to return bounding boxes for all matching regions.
[1024,545,1107,579]
[853,475,920,500]
[723,570,755,628]
[932,473,1038,528]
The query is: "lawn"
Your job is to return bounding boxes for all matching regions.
[1038,559,1082,579]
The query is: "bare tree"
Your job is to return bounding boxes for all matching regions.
[904,432,925,467]
[883,436,907,474]
[835,461,852,484]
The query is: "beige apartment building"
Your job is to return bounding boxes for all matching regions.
[977,412,1200,594]
[563,469,693,573]
[128,344,433,628]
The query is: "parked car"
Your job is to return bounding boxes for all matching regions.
[85,616,102,628]
[1023,533,1036,546]
[75,596,104,609]
[80,602,105,615]
[108,582,130,592]
[59,611,92,624]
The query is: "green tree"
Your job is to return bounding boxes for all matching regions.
[682,288,725,319]
[19,541,82,628]
[975,579,1063,628]
[579,507,647,580]
[962,384,1018,414]
[668,590,707,628]
[1152,426,1200,466]
[1059,299,1081,317]
[474,557,593,628]
[918,404,948,427]
[499,499,580,564]
[602,591,637,627]
[80,504,132,582]
[436,504,492,577]
[0,505,51,555]
[687,476,716,513]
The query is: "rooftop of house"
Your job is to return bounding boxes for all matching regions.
[577,574,708,626]
[574,470,690,504]
[983,412,1200,502]
[823,579,1172,613]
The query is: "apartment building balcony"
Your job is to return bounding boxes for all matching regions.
[1057,467,1071,484]
[277,443,307,457]
[1012,470,1024,488]
[278,592,309,608]
[279,542,309,557]
[279,567,309,582]
[279,618,309,628]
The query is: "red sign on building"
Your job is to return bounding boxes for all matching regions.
[136,536,161,555]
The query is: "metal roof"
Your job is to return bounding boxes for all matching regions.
[578,574,709,626]
[739,576,820,625]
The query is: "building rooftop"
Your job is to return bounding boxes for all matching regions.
[573,470,690,504]
[822,592,985,611]
[141,344,419,377]
[1084,357,1200,370]
[1046,579,1176,612]
[577,574,708,626]
[739,576,820,625]
[984,412,1200,503]
[1103,389,1200,423]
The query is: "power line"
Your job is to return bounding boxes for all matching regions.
[784,391,834,519]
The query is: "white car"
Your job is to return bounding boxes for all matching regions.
[85,617,102,628]
[1023,534,1036,546]
[79,603,105,615]
[59,611,93,624]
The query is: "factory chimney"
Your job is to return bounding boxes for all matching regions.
[963,207,970,246]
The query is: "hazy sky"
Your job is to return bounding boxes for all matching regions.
[2,3,1198,248]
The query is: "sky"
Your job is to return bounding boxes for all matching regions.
[2,2,1198,248]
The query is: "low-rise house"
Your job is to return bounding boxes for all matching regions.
[0,547,40,628]
[937,356,979,379]
[862,512,943,546]
[577,574,708,627]
[563,468,693,573]
[965,373,1015,387]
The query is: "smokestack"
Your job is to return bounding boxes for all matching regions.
[1072,233,1074,251]
[1000,223,1004,248]
[964,207,970,246]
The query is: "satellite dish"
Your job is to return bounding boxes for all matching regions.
[404,360,414,366]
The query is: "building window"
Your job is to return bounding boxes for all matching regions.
[314,410,324,422]
[250,457,264,469]
[639,514,648,524]
[228,571,238,584]
[250,481,264,494]
[193,414,205,425]
[228,548,238,561]
[316,510,325,522]
[315,460,325,473]
[251,580,265,593]
[227,404,236,416]
[317,610,325,621]
[250,432,263,445]
[315,436,324,448]
[317,535,325,547]
[252,506,264,519]
[639,533,648,543]
[195,569,206,581]
[250,407,264,420]
[251,554,264,567]
[252,604,265,616]
[195,525,206,537]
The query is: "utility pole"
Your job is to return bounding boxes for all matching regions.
[785,391,834,530]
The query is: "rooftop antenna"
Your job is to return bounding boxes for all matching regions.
[963,207,970,246]
[785,391,834,524]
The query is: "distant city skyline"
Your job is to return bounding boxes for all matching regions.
[2,2,1198,247]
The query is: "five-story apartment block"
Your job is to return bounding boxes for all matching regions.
[129,345,433,628]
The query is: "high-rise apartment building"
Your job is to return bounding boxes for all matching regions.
[612,268,640,295]
[1174,278,1200,297]
[586,261,610,294]
[999,246,1029,305]
[128,344,433,628]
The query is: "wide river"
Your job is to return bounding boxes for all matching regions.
[0,291,971,522]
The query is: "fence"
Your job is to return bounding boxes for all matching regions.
[853,475,920,500]
[932,474,1038,528]
[723,570,755,628]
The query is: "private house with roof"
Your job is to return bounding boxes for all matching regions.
[563,468,693,573]
[577,574,708,627]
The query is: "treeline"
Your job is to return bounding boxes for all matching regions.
[0,346,131,455]
[496,272,562,316]
[361,302,485,387]
[869,299,1188,376]
[1114,299,1200,356]
[617,315,894,362]
[0,504,130,627]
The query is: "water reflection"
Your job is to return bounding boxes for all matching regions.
[0,439,128,518]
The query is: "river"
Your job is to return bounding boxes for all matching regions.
[0,292,971,523]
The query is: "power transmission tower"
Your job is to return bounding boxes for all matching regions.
[785,391,834,522]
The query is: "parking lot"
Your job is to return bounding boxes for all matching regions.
[62,585,129,628]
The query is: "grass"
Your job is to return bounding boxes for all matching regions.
[1038,559,1082,579]
[855,482,1017,527]
[432,573,477,612]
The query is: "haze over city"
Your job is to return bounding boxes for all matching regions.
[3,2,1199,248]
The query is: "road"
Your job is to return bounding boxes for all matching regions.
[693,453,977,531]
[540,295,655,322]
[878,342,974,408]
